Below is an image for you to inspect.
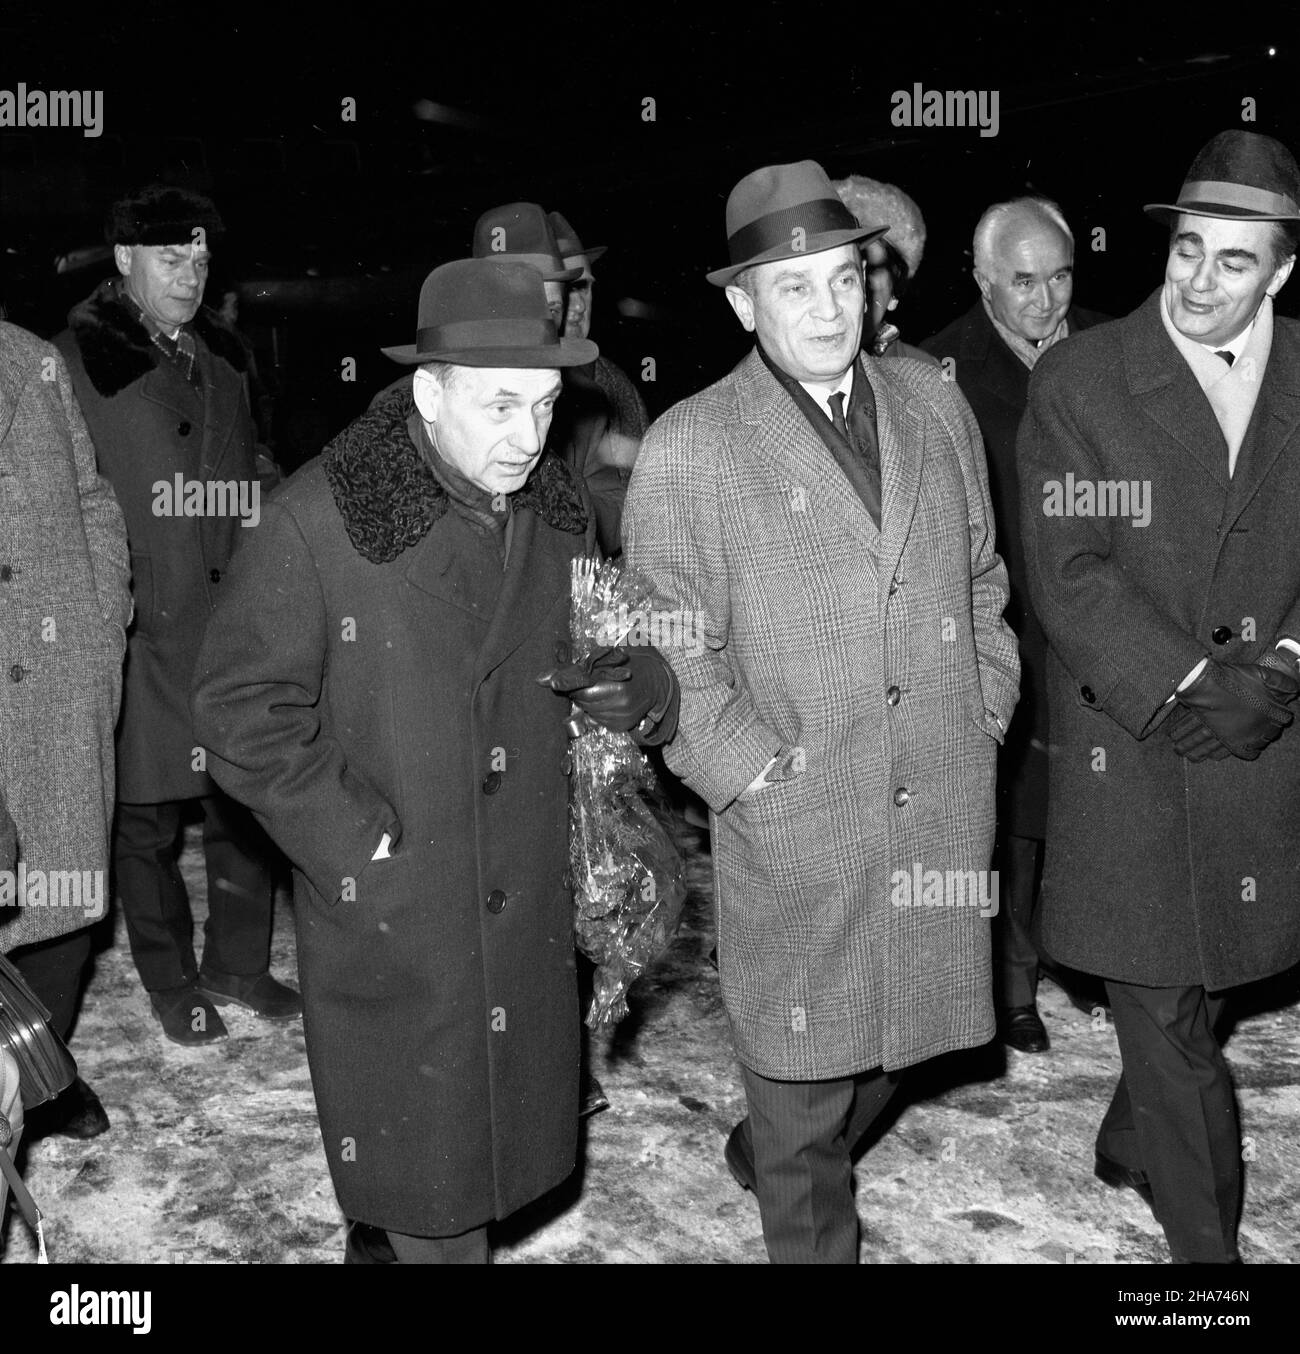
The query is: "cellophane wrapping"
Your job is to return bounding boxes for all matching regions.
[568,556,687,1026]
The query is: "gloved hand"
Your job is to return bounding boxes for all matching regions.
[538,645,677,735]
[1168,656,1299,762]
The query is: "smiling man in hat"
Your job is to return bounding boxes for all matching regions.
[1018,130,1300,1264]
[191,258,677,1263]
[623,160,1018,1263]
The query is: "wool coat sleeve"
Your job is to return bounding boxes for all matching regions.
[190,492,399,904]
[54,348,131,633]
[1018,346,1207,738]
[623,407,783,812]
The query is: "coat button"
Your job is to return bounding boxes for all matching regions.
[893,787,910,807]
[486,889,507,914]
[889,574,903,594]
[0,565,12,582]
[886,685,901,706]
[9,664,28,683]
[209,568,222,583]
[482,771,502,795]
[1080,685,1096,704]
[554,640,571,664]
[1211,626,1233,645]
[177,421,192,436]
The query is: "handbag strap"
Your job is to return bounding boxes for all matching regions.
[0,1119,48,1262]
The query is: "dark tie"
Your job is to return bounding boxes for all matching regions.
[1215,350,1235,367]
[828,390,852,444]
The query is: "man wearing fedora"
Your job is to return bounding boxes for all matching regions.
[192,258,677,1263]
[548,210,650,441]
[623,160,1019,1263]
[373,203,629,556]
[1018,129,1300,1264]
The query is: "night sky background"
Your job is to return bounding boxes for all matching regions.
[3,1,1298,468]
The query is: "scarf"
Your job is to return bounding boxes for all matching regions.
[1159,291,1273,478]
[984,298,1069,371]
[408,410,512,560]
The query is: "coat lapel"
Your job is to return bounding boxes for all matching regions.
[870,355,925,596]
[474,508,572,682]
[1223,317,1300,526]
[963,308,1030,412]
[731,349,880,552]
[1123,290,1231,490]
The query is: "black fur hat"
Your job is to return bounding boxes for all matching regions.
[104,184,225,248]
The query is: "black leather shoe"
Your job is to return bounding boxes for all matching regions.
[1094,1149,1156,1212]
[344,1221,397,1264]
[999,1005,1050,1053]
[197,970,303,1020]
[150,984,229,1045]
[55,1077,110,1138]
[26,1076,110,1140]
[724,1122,756,1193]
[580,1072,610,1119]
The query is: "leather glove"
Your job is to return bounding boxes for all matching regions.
[538,645,677,735]
[1168,656,1299,762]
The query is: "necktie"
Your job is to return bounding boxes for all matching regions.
[1215,350,1235,367]
[827,390,852,445]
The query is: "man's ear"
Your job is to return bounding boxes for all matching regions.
[113,244,134,279]
[973,268,992,302]
[412,367,443,423]
[725,284,756,332]
[1267,253,1296,299]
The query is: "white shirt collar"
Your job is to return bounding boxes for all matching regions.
[798,366,854,420]
[1198,316,1254,364]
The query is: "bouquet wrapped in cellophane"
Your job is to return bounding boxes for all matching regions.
[568,556,687,1026]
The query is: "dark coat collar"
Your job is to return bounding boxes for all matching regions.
[66,278,249,398]
[323,389,588,564]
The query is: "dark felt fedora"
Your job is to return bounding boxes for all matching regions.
[547,210,607,265]
[381,258,599,367]
[1145,130,1300,224]
[472,202,581,282]
[706,159,888,287]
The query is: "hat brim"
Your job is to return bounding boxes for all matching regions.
[543,264,584,282]
[380,337,599,367]
[705,225,888,287]
[561,246,607,266]
[1144,201,1300,224]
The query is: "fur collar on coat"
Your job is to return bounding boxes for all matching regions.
[66,278,249,398]
[323,389,588,565]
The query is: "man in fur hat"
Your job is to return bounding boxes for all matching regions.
[192,258,677,1262]
[624,159,1018,1263]
[1018,130,1300,1263]
[54,185,297,1046]
[922,199,1108,1055]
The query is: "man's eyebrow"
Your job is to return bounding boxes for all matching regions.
[770,267,812,283]
[1216,246,1261,264]
[1175,231,1205,248]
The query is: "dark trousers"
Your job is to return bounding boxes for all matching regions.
[738,1061,900,1263]
[387,1226,490,1264]
[9,929,93,1042]
[992,831,1041,1010]
[1098,981,1239,1264]
[113,793,273,992]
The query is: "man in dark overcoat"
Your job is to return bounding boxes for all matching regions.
[54,185,296,1045]
[624,161,1019,1263]
[922,197,1108,1052]
[191,259,675,1263]
[1019,130,1300,1264]
[0,320,131,1136]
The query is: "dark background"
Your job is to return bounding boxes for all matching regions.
[3,1,1298,468]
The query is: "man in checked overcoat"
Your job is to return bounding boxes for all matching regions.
[1019,130,1300,1265]
[623,160,1019,1263]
